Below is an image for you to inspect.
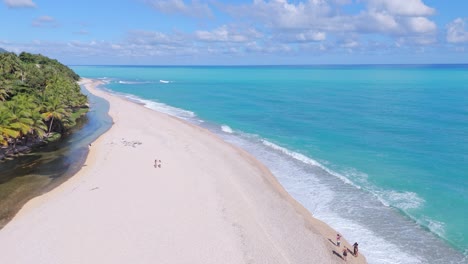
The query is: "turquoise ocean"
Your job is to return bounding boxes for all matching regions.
[72,65,467,264]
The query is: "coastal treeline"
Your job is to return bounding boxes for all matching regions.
[0,50,87,158]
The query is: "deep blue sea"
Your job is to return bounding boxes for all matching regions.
[72,65,468,264]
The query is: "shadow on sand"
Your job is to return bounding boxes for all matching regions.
[328,238,338,246]
[332,250,344,260]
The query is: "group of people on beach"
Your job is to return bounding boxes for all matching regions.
[336,233,358,261]
[154,159,162,168]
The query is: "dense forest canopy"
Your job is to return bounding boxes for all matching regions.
[0,51,87,149]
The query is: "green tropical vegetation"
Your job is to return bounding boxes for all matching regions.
[0,50,88,159]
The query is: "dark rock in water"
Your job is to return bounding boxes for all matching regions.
[34,140,47,147]
[16,146,31,153]
[0,139,44,159]
[6,149,16,156]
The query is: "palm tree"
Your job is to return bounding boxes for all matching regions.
[0,52,23,79]
[0,88,8,101]
[3,98,34,144]
[44,75,83,107]
[0,79,12,101]
[0,104,20,146]
[41,96,70,135]
[0,125,19,146]
[29,109,47,140]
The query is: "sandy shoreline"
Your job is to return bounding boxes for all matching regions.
[0,78,366,263]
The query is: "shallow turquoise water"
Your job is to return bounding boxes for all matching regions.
[73,65,468,263]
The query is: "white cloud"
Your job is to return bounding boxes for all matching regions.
[127,30,177,45]
[341,40,359,48]
[124,30,198,57]
[32,16,58,28]
[2,0,448,63]
[447,18,468,44]
[145,0,212,18]
[366,0,435,16]
[364,11,399,33]
[245,41,292,54]
[195,26,262,43]
[225,0,436,44]
[3,0,36,8]
[295,31,326,42]
[272,30,326,43]
[405,17,436,34]
[122,28,293,58]
[356,12,437,36]
[242,0,332,29]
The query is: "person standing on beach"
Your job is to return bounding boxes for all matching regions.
[342,247,348,262]
[336,233,341,247]
[353,242,359,257]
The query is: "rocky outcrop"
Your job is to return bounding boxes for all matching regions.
[0,137,49,161]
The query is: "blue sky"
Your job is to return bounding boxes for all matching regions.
[1,0,467,65]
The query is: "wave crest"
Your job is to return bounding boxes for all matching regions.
[261,139,428,213]
[105,91,195,120]
[221,125,233,133]
[378,190,425,210]
[261,139,357,186]
[118,80,150,84]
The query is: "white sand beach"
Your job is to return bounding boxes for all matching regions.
[0,78,366,264]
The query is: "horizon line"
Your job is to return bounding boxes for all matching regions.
[68,63,468,67]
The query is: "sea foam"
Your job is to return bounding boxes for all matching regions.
[261,139,358,187]
[118,80,150,84]
[420,216,446,239]
[102,89,196,121]
[221,125,233,133]
[377,190,425,210]
[260,139,429,214]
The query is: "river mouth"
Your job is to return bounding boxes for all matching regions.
[0,85,112,229]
